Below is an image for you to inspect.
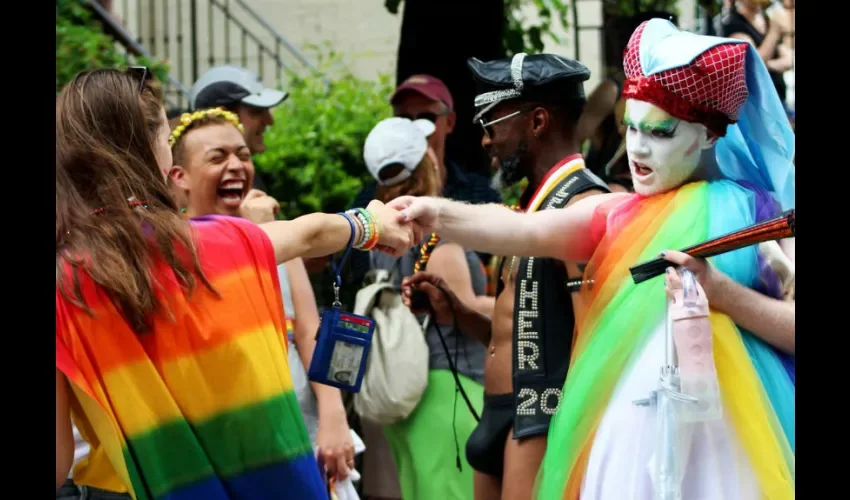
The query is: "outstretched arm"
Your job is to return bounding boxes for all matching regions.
[260,201,417,265]
[261,213,358,263]
[391,193,627,263]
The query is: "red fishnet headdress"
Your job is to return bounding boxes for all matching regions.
[622,21,749,137]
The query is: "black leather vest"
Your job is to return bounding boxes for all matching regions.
[509,167,609,438]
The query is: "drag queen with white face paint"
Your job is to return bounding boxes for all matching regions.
[389,18,795,500]
[624,99,714,196]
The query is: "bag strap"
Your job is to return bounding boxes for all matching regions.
[412,236,481,424]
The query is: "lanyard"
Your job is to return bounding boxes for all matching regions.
[328,213,356,308]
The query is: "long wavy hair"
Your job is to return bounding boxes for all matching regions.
[56,68,213,333]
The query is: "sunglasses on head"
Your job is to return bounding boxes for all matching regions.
[396,109,450,123]
[127,66,152,93]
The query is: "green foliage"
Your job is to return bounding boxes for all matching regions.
[56,0,169,93]
[252,50,395,219]
[251,50,395,307]
[503,0,570,56]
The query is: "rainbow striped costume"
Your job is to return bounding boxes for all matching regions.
[534,19,795,500]
[56,215,328,500]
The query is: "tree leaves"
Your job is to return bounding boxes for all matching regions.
[56,0,170,94]
[252,50,395,219]
[502,0,570,55]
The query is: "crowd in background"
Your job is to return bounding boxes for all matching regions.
[57,6,795,500]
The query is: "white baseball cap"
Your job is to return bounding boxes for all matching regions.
[189,65,288,111]
[363,117,436,187]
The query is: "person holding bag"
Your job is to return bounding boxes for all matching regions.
[356,117,493,500]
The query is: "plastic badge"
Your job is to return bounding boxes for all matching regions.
[307,213,375,393]
[308,305,375,393]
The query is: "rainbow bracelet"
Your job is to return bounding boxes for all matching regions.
[346,209,368,248]
[349,208,379,251]
[353,210,371,248]
[357,208,379,251]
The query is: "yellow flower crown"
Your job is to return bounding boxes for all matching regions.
[168,107,244,148]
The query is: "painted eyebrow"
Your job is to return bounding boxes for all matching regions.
[623,115,678,131]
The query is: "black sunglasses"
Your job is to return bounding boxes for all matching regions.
[478,106,533,138]
[127,66,152,93]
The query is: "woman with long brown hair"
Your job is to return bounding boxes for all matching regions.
[359,117,493,500]
[55,68,414,499]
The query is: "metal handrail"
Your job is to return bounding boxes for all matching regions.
[86,0,190,108]
[222,0,317,73]
[208,5,296,74]
[87,0,327,107]
[208,0,330,86]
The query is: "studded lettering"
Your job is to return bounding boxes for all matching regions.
[517,388,538,415]
[517,310,538,340]
[540,388,562,415]
[517,340,540,370]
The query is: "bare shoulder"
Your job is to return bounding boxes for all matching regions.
[430,240,464,263]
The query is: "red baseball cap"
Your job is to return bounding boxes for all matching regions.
[390,74,454,111]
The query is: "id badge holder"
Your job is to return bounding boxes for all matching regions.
[307,224,375,393]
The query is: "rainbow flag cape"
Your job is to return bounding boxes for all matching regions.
[534,181,795,499]
[56,215,328,500]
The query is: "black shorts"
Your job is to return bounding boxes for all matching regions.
[465,393,513,478]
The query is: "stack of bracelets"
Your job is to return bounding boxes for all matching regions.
[340,203,520,269]
[340,208,381,251]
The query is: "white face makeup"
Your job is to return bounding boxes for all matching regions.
[624,99,714,196]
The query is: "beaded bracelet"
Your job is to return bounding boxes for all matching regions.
[349,208,375,251]
[352,210,371,248]
[347,210,367,248]
[345,208,379,251]
[413,233,440,273]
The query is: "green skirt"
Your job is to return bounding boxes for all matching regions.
[384,369,485,500]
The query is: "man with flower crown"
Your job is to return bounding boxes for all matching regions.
[391,18,795,499]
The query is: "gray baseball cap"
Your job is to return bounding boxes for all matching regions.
[189,65,288,111]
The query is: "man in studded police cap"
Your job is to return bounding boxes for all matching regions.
[401,52,609,499]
